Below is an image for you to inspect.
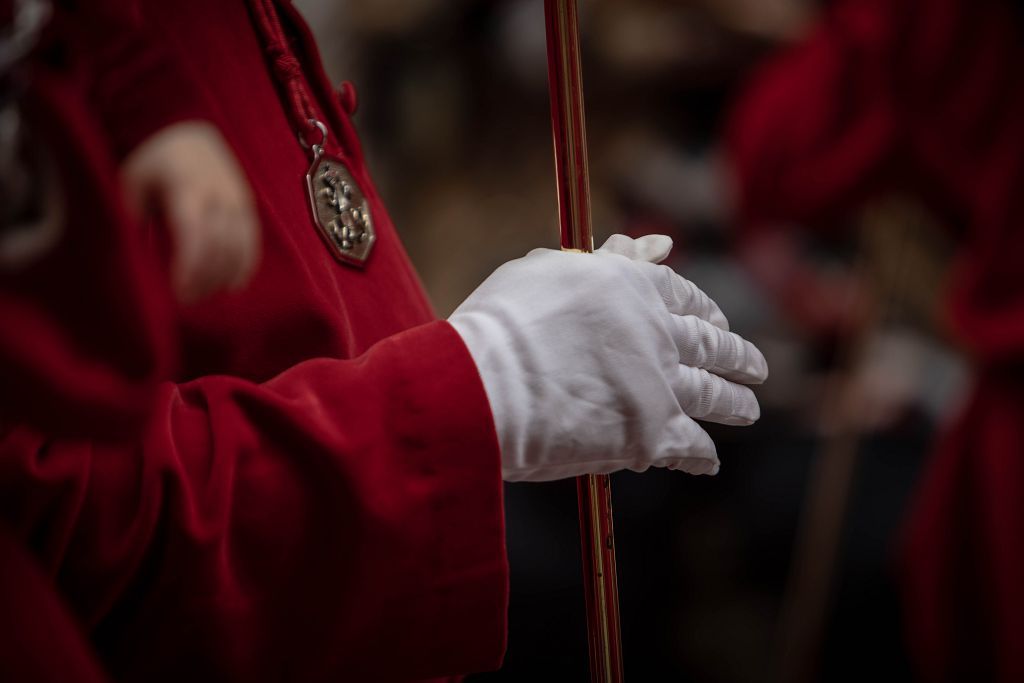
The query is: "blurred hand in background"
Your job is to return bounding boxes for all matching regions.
[122,121,261,304]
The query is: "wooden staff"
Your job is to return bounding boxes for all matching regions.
[543,2,625,681]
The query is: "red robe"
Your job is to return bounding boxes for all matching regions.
[728,0,1024,679]
[1,1,509,680]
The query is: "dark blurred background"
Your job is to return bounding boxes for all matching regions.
[293,1,977,681]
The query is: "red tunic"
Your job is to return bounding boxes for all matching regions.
[1,1,509,680]
[728,0,1024,679]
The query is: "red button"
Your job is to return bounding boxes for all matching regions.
[337,81,358,116]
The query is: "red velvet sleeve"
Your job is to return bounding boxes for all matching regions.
[726,0,900,231]
[0,320,508,681]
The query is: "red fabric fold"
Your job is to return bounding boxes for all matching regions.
[0,523,110,683]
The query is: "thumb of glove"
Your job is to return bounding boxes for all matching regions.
[596,233,674,264]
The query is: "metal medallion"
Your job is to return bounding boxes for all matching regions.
[305,151,375,267]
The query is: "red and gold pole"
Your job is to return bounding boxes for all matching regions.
[544,1,624,680]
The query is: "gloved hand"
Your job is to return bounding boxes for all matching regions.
[449,234,767,482]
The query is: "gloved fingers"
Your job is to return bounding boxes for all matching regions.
[650,413,720,475]
[597,233,673,264]
[673,365,760,425]
[634,260,730,330]
[672,315,768,385]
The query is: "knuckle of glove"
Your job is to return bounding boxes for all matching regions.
[672,315,766,384]
[641,262,730,330]
[673,315,717,369]
[677,366,760,425]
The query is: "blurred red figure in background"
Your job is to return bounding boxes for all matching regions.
[728,0,1024,679]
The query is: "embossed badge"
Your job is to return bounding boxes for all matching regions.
[305,153,375,266]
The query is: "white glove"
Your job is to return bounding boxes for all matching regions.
[449,234,767,482]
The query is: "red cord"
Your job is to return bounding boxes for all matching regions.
[248,0,320,142]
